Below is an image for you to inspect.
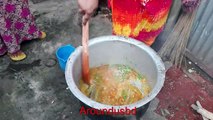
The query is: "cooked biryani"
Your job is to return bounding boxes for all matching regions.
[79,64,151,106]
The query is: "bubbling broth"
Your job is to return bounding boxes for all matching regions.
[79,64,151,106]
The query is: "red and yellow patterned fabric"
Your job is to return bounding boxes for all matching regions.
[109,0,172,46]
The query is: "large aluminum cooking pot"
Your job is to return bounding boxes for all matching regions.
[65,35,165,112]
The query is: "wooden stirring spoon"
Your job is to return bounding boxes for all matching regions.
[82,20,90,84]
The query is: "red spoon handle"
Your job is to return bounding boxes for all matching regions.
[82,21,90,84]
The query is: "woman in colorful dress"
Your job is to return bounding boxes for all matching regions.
[79,0,201,46]
[0,0,46,61]
[78,0,172,46]
[109,0,172,46]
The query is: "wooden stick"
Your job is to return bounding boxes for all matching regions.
[191,102,213,120]
[82,20,90,84]
[196,101,209,120]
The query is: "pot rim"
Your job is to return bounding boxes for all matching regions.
[65,35,165,110]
